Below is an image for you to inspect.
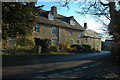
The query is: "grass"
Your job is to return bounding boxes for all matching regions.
[1,50,96,55]
[1,51,76,55]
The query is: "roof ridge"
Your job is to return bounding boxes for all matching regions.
[38,8,85,31]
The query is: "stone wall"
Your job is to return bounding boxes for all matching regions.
[33,24,83,45]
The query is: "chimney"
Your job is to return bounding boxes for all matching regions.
[51,6,57,14]
[84,23,87,29]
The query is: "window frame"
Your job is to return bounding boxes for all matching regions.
[8,38,16,46]
[51,26,57,35]
[35,24,40,33]
[78,32,82,37]
[52,39,57,45]
[69,30,73,35]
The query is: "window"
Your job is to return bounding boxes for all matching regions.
[78,32,82,37]
[8,38,16,46]
[52,39,57,45]
[69,30,73,35]
[35,24,40,33]
[48,13,54,20]
[70,19,75,25]
[76,40,80,44]
[52,26,57,34]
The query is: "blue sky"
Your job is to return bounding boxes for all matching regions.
[36,2,110,40]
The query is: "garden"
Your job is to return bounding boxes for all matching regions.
[2,38,97,55]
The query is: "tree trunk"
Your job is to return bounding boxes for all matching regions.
[109,2,120,59]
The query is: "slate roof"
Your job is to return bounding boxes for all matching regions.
[37,10,85,31]
[82,29,101,39]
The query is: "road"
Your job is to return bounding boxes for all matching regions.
[3,51,118,79]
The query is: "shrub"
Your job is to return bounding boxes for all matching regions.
[40,39,51,53]
[1,53,9,55]
[82,43,91,52]
[13,45,28,51]
[50,46,59,52]
[30,45,38,53]
[59,41,70,50]
[70,44,83,51]
[16,37,34,48]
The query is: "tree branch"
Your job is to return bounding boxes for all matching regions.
[98,0,109,6]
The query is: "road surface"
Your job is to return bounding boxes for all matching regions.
[3,51,117,79]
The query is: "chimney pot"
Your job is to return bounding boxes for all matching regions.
[84,23,87,29]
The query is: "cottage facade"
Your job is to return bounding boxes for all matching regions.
[81,24,102,51]
[33,6,85,45]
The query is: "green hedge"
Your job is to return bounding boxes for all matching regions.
[70,44,83,51]
[40,39,51,53]
[16,37,34,47]
[50,46,59,52]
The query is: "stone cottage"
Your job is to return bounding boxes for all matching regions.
[33,6,85,45]
[81,23,102,51]
[3,6,102,51]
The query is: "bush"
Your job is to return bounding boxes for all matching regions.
[59,41,70,50]
[16,37,34,48]
[4,45,30,55]
[13,45,28,51]
[30,45,38,53]
[40,39,51,53]
[50,46,59,52]
[70,44,83,51]
[82,43,91,52]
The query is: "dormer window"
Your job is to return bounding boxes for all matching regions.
[70,19,75,25]
[48,12,54,20]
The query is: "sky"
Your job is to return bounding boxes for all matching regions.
[36,2,110,41]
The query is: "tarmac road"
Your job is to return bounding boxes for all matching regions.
[2,51,112,79]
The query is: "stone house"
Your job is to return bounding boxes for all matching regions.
[2,6,102,51]
[81,24,102,51]
[33,6,85,45]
